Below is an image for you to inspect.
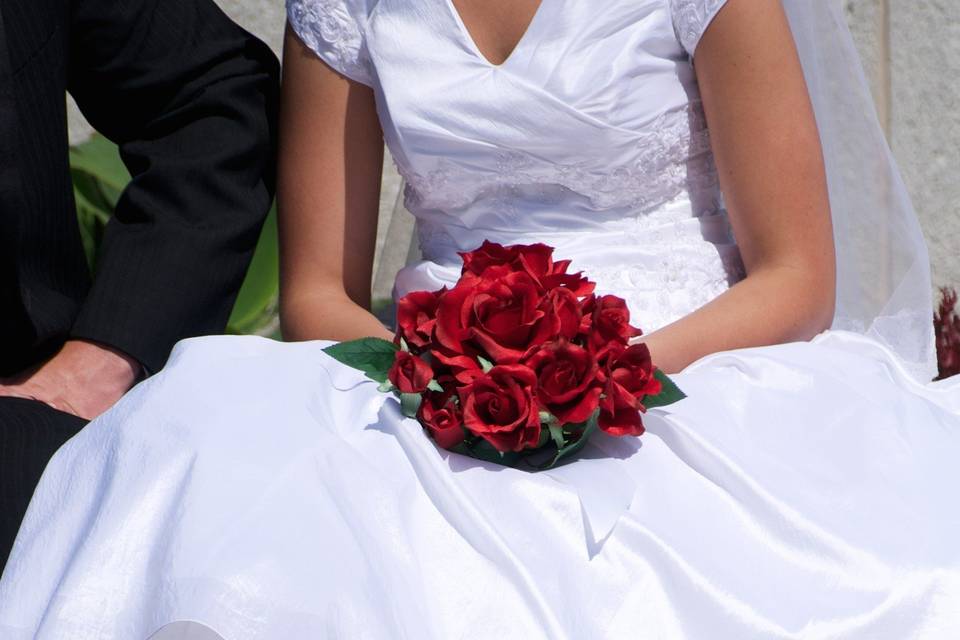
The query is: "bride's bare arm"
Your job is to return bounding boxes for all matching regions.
[278,25,393,342]
[642,0,836,373]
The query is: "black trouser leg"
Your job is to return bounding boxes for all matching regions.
[0,397,87,570]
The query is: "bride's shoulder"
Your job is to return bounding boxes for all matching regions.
[666,0,729,56]
[285,0,378,85]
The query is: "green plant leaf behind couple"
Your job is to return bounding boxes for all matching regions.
[69,134,280,337]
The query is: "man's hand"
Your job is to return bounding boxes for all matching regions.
[0,340,142,420]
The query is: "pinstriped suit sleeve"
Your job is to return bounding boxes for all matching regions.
[67,0,280,372]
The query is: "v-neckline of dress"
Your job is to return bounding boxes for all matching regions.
[443,0,548,69]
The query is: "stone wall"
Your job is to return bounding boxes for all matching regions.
[844,0,960,293]
[68,0,960,293]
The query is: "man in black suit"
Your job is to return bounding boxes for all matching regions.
[0,0,279,567]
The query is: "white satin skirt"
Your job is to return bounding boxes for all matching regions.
[1,332,959,639]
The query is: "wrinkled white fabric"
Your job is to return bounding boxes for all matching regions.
[2,0,960,638]
[1,334,958,639]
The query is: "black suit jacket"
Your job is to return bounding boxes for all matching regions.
[0,0,279,375]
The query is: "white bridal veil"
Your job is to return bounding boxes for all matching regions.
[783,0,937,381]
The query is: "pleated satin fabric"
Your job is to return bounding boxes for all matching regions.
[1,333,958,639]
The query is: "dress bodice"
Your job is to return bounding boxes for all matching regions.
[288,0,743,332]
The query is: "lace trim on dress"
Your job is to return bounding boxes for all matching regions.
[286,0,372,85]
[669,0,728,56]
[397,102,718,215]
[588,254,736,329]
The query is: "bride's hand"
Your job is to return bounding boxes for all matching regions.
[628,333,677,375]
[281,288,395,343]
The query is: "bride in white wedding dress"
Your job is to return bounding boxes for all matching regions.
[2,0,960,638]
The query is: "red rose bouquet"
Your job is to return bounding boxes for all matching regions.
[324,241,685,468]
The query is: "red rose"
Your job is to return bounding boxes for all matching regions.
[459,241,522,276]
[525,340,601,424]
[418,389,465,449]
[540,266,596,298]
[578,294,597,336]
[460,241,554,279]
[433,349,484,385]
[459,241,597,293]
[432,272,480,355]
[514,244,557,283]
[388,351,433,394]
[396,289,444,350]
[459,365,542,452]
[596,343,662,436]
[597,404,645,437]
[435,269,561,363]
[544,287,582,341]
[583,294,643,352]
[599,342,662,406]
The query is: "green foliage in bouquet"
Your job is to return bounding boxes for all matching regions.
[69,134,280,336]
[323,338,399,384]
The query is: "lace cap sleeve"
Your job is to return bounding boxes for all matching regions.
[669,0,730,57]
[286,0,373,86]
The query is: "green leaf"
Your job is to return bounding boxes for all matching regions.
[427,379,444,393]
[450,442,472,457]
[68,134,131,195]
[477,356,494,373]
[461,438,522,466]
[535,429,551,448]
[547,412,600,468]
[323,338,399,383]
[539,410,565,429]
[228,204,279,334]
[73,193,108,269]
[68,135,126,273]
[71,172,115,223]
[644,369,687,409]
[548,423,566,451]
[68,133,281,336]
[400,393,422,418]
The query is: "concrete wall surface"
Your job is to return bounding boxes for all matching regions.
[845,0,960,294]
[68,0,960,295]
